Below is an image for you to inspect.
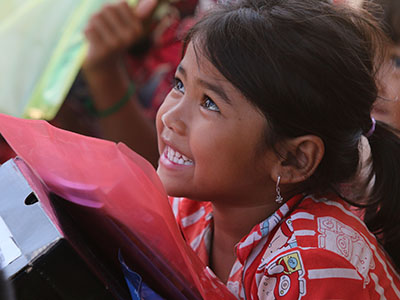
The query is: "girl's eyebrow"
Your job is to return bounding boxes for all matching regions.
[177,64,232,105]
[177,64,187,77]
[198,79,232,105]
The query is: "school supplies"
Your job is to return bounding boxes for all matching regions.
[0,160,117,299]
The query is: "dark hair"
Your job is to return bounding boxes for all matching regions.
[366,0,400,43]
[184,0,400,269]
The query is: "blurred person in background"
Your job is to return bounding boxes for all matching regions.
[78,0,202,167]
[332,0,399,132]
[368,0,400,132]
[328,0,400,211]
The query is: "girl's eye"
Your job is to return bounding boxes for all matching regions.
[201,97,220,112]
[392,55,400,68]
[173,77,185,93]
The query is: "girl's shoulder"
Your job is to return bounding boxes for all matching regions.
[285,193,384,274]
[252,193,400,300]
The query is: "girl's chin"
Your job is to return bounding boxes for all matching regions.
[156,173,184,197]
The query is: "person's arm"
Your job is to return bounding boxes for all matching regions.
[83,0,159,167]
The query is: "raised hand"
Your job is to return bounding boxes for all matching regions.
[83,0,158,72]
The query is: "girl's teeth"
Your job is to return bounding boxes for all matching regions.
[165,146,193,165]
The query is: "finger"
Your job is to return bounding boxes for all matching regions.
[134,0,159,20]
[101,3,143,47]
[85,13,112,46]
[84,19,111,68]
[101,4,127,36]
[90,14,119,50]
[115,1,136,28]
[84,21,103,46]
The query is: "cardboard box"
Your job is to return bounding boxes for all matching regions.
[0,159,124,300]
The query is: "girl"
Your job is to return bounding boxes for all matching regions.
[156,0,400,299]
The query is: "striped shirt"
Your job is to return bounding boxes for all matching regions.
[170,193,400,299]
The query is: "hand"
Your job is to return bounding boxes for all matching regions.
[83,0,158,72]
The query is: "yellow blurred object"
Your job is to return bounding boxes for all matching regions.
[0,0,123,120]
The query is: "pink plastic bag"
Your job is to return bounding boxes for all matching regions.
[0,113,235,300]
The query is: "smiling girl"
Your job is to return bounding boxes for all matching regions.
[155,0,400,298]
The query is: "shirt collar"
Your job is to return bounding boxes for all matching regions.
[235,194,304,264]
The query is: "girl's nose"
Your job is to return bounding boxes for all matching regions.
[160,106,187,136]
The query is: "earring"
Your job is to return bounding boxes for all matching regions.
[275,176,283,204]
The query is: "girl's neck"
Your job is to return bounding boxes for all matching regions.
[209,199,279,283]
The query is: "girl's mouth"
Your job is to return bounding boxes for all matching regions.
[164,145,194,166]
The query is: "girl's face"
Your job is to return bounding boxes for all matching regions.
[373,43,400,131]
[156,43,277,204]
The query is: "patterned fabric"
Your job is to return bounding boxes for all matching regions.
[127,16,196,121]
[170,193,400,299]
[126,0,216,120]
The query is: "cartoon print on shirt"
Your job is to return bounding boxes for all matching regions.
[260,214,281,237]
[317,216,375,286]
[258,251,306,300]
[259,218,298,268]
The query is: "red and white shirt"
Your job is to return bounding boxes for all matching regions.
[170,193,400,299]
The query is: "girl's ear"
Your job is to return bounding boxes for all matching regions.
[270,135,325,184]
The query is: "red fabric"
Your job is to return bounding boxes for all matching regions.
[172,0,199,17]
[171,194,400,299]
